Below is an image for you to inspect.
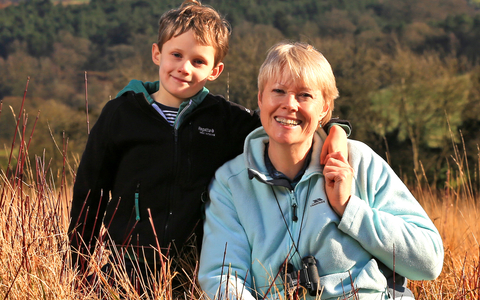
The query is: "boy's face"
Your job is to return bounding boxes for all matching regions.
[152,30,224,107]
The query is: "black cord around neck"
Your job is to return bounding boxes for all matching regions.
[270,179,312,262]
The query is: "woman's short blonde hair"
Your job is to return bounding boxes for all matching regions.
[258,42,339,125]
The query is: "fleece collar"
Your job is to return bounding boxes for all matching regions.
[244,127,324,187]
[116,79,159,104]
[174,87,209,129]
[116,79,209,128]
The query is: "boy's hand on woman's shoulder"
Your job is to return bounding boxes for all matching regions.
[320,125,348,165]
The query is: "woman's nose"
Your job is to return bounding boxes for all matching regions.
[282,94,299,110]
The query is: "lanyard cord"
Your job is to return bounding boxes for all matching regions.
[270,179,312,262]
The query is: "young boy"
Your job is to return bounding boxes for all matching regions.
[68,0,349,280]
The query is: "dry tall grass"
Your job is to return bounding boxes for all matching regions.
[407,142,480,299]
[0,85,478,299]
[1,137,478,300]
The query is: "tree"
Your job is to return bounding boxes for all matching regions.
[208,22,284,110]
[370,47,470,177]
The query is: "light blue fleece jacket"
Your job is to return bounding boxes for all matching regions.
[198,127,444,300]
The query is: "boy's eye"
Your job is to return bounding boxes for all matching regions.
[193,59,205,65]
[172,52,182,58]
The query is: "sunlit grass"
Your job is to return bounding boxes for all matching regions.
[0,99,478,299]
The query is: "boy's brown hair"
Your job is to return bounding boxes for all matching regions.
[157,0,230,66]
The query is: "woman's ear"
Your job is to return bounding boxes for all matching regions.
[321,103,329,117]
[319,103,330,126]
[257,91,263,109]
[152,43,161,66]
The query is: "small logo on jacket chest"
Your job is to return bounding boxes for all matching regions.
[198,126,215,137]
[310,198,326,207]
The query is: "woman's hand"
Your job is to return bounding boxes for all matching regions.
[320,125,348,165]
[323,151,353,217]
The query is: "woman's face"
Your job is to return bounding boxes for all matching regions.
[258,74,328,151]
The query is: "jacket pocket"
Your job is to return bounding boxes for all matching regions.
[319,259,387,298]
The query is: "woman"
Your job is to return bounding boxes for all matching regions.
[198,42,444,300]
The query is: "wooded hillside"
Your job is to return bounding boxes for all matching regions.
[1,0,479,186]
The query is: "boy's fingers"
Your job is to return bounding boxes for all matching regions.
[320,146,328,165]
[324,151,348,165]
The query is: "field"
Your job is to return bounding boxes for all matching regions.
[0,97,479,299]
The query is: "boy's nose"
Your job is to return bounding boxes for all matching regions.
[178,60,192,74]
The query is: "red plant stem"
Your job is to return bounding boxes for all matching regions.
[79,206,90,271]
[189,262,199,300]
[57,132,68,219]
[15,110,27,189]
[349,270,359,300]
[264,249,295,299]
[17,110,30,190]
[68,190,90,248]
[88,189,104,252]
[225,265,230,300]
[85,71,90,135]
[148,208,167,285]
[294,270,301,299]
[219,242,228,299]
[120,224,136,249]
[6,77,29,179]
[3,242,32,299]
[104,198,119,231]
[25,110,40,162]
[240,269,249,300]
[35,158,44,217]
[135,233,139,268]
[20,110,40,186]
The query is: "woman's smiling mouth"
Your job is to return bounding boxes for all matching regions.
[275,116,302,126]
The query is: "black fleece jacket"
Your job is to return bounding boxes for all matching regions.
[68,90,261,262]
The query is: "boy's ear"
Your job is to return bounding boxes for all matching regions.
[207,62,224,81]
[152,43,161,66]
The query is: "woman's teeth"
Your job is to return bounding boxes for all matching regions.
[275,117,301,126]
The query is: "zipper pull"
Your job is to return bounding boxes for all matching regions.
[292,203,298,222]
[135,183,140,221]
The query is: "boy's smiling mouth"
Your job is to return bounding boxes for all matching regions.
[275,116,302,126]
[171,75,190,83]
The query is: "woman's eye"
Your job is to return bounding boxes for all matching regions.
[273,89,285,94]
[300,93,313,99]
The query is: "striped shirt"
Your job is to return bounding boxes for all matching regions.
[155,101,179,126]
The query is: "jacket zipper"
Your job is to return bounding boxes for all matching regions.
[291,190,298,222]
[162,100,193,245]
[289,189,303,267]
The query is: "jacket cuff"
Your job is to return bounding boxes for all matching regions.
[325,118,352,137]
[337,194,364,235]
